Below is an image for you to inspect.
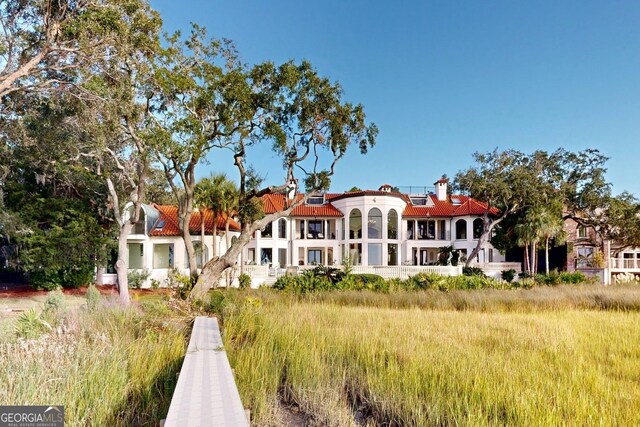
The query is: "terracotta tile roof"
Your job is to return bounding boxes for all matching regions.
[402,195,498,218]
[261,194,343,217]
[150,204,240,236]
[261,191,496,220]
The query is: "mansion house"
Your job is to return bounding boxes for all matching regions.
[244,178,505,268]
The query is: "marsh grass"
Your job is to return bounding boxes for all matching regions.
[0,297,188,426]
[221,286,640,426]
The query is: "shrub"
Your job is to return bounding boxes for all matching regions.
[166,269,193,299]
[501,269,516,283]
[537,270,561,286]
[513,277,536,289]
[207,291,227,315]
[128,269,150,289]
[62,265,94,288]
[559,271,587,284]
[238,273,252,289]
[463,266,486,277]
[273,271,332,293]
[29,269,62,291]
[43,289,66,314]
[15,308,52,339]
[273,274,298,291]
[150,279,161,289]
[85,285,101,312]
[312,265,345,284]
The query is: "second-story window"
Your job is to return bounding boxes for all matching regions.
[473,219,484,239]
[368,208,382,239]
[278,218,287,239]
[577,226,587,239]
[388,209,398,239]
[262,221,273,238]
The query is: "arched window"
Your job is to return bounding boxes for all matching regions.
[368,208,382,239]
[456,219,467,240]
[387,209,398,239]
[473,218,484,239]
[127,205,146,235]
[278,218,287,239]
[349,209,362,239]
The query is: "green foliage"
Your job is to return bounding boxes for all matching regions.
[238,273,251,289]
[463,266,486,277]
[85,285,102,312]
[15,308,52,339]
[166,268,193,299]
[206,290,228,315]
[501,269,516,283]
[43,289,66,314]
[128,269,150,289]
[311,265,345,284]
[559,271,587,284]
[150,279,161,290]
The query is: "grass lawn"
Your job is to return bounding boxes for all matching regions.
[221,285,640,426]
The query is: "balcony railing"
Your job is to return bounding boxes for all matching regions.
[407,230,451,241]
[609,258,640,270]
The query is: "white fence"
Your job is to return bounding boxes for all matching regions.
[349,265,462,279]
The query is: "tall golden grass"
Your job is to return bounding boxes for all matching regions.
[222,286,640,426]
[0,302,187,426]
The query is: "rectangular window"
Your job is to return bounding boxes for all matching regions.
[576,247,594,268]
[300,220,305,239]
[417,220,435,239]
[577,226,587,239]
[341,218,345,240]
[260,248,272,265]
[248,248,255,264]
[407,221,415,240]
[308,249,322,265]
[262,222,273,238]
[128,244,144,269]
[153,244,174,269]
[308,220,323,239]
[349,243,362,265]
[388,244,398,266]
[368,243,382,266]
[278,248,287,268]
[438,220,447,240]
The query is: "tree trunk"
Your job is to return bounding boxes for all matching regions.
[182,213,198,277]
[200,211,206,267]
[545,237,550,274]
[115,223,133,305]
[95,267,105,286]
[523,245,530,275]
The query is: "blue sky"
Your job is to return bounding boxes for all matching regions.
[150,0,640,195]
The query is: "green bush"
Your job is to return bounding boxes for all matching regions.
[128,269,150,289]
[501,269,516,283]
[207,291,227,315]
[85,285,101,312]
[312,265,345,284]
[559,271,587,284]
[537,270,561,286]
[15,308,51,339]
[463,266,486,277]
[273,271,332,293]
[238,273,252,289]
[43,289,66,314]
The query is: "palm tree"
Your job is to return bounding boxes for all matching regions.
[534,205,566,274]
[194,174,237,265]
[515,220,537,275]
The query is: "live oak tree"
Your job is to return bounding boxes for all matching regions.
[1,0,162,303]
[453,149,553,267]
[190,60,378,299]
[145,27,252,278]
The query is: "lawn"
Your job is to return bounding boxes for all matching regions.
[221,285,640,426]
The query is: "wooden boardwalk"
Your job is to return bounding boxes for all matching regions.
[163,316,249,427]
